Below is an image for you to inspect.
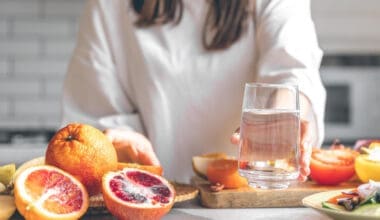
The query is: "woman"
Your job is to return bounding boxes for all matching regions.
[62,0,326,182]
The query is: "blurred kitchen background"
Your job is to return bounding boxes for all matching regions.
[1,0,380,162]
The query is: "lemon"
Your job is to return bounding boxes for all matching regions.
[355,154,380,183]
[192,152,228,179]
[0,195,16,219]
[0,164,16,186]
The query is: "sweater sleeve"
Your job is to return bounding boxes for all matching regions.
[254,0,326,147]
[61,0,142,131]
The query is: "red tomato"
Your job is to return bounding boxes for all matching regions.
[309,147,358,185]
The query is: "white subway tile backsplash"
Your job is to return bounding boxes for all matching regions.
[0,100,10,116]
[14,59,68,77]
[0,80,41,96]
[42,117,62,129]
[0,0,40,17]
[0,39,40,57]
[0,20,9,36]
[44,40,76,57]
[13,19,72,37]
[0,59,9,75]
[44,1,85,18]
[0,0,84,129]
[44,79,64,97]
[0,117,45,129]
[14,99,61,117]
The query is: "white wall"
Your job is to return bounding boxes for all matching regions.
[311,0,380,54]
[0,0,85,129]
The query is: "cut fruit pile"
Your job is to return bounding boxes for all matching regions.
[4,123,189,219]
[102,168,175,220]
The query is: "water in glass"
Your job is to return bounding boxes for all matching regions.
[238,108,300,189]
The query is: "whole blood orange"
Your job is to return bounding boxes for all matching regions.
[102,168,175,220]
[14,165,89,220]
[117,162,163,176]
[207,159,248,189]
[45,123,118,195]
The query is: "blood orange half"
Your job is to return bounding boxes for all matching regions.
[102,168,175,220]
[14,165,89,220]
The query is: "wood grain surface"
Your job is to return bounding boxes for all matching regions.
[191,176,360,208]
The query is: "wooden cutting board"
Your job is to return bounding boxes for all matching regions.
[191,176,360,208]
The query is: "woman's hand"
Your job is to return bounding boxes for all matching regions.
[230,119,312,182]
[298,119,312,182]
[104,128,160,166]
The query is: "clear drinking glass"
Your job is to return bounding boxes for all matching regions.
[238,83,300,189]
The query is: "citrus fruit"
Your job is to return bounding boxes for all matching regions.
[117,162,163,176]
[0,163,16,186]
[12,156,45,184]
[207,159,248,189]
[102,168,175,220]
[14,165,89,220]
[192,152,228,179]
[45,123,118,195]
[310,147,358,185]
[0,195,16,219]
[355,154,380,182]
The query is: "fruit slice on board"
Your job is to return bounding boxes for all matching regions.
[102,168,175,220]
[14,165,89,220]
[192,152,228,179]
[207,159,248,189]
[117,162,163,176]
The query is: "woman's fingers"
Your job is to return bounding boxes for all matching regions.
[230,127,240,145]
[104,128,161,166]
[139,151,161,166]
[298,119,312,182]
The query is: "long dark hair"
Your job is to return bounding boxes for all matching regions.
[132,0,250,50]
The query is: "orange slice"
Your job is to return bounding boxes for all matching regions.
[192,152,228,179]
[206,159,248,189]
[14,165,89,220]
[117,162,163,176]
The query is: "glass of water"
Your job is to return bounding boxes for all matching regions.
[238,83,300,189]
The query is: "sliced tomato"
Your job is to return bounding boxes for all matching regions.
[310,147,358,185]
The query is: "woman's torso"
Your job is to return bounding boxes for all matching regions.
[121,0,257,181]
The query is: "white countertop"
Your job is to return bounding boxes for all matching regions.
[164,200,331,220]
[74,200,332,220]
